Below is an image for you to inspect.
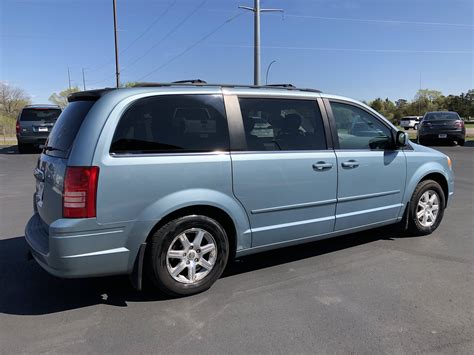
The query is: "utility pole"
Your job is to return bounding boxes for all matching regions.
[112,0,120,88]
[82,68,87,91]
[239,1,283,86]
[67,67,72,89]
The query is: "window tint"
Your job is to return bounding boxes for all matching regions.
[111,95,229,154]
[20,108,61,122]
[330,102,393,150]
[45,101,94,158]
[238,98,326,151]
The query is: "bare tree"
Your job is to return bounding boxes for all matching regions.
[0,82,31,117]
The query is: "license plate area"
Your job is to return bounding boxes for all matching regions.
[38,127,48,132]
[438,133,447,138]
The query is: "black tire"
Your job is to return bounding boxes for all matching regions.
[407,180,445,236]
[414,124,418,130]
[418,137,426,145]
[458,139,465,146]
[404,127,409,131]
[17,143,28,154]
[147,215,229,297]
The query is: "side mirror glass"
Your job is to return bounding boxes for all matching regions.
[396,131,408,147]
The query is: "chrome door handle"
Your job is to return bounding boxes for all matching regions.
[312,161,333,171]
[341,160,359,168]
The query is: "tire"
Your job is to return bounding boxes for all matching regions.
[458,139,465,146]
[418,137,426,145]
[404,127,409,131]
[407,180,445,236]
[147,215,229,297]
[17,143,28,154]
[414,124,418,130]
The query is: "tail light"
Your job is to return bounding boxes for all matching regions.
[63,166,99,218]
[16,121,20,135]
[454,120,464,129]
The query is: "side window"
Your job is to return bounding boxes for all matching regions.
[330,102,393,150]
[238,98,326,151]
[110,95,229,154]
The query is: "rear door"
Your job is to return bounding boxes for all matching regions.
[229,95,337,247]
[34,101,94,225]
[326,100,406,231]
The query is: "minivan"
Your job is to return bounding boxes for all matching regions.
[25,82,454,296]
[16,104,62,153]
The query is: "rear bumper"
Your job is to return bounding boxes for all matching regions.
[418,131,465,141]
[25,213,135,278]
[17,135,48,145]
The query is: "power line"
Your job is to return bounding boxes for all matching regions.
[89,0,177,73]
[123,0,209,72]
[136,12,243,81]
[283,14,474,28]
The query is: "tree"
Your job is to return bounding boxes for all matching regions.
[0,82,31,117]
[49,87,80,108]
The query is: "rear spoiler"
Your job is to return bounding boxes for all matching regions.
[68,88,116,103]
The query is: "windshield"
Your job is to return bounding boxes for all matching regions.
[20,108,61,122]
[423,112,459,121]
[44,101,94,158]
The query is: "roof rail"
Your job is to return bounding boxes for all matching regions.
[172,79,207,84]
[264,84,296,88]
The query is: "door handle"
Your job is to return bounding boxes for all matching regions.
[312,161,333,171]
[341,160,359,169]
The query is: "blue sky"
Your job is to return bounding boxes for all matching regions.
[1,0,472,103]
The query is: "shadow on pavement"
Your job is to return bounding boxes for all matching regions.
[0,145,41,154]
[0,227,415,316]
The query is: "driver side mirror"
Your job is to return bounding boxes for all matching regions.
[395,131,408,147]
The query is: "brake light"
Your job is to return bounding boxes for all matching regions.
[63,166,99,218]
[16,121,20,135]
[454,120,464,128]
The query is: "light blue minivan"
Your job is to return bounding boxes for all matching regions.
[25,82,454,296]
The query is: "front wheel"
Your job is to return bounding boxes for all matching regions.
[147,215,229,297]
[408,180,445,236]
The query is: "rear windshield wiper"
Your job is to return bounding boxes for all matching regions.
[41,145,65,152]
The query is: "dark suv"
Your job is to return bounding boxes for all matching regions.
[16,104,62,153]
[417,111,466,146]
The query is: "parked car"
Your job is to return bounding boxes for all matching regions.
[417,111,466,146]
[400,116,421,130]
[25,82,454,296]
[16,104,62,153]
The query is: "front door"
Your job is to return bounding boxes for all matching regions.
[230,96,337,247]
[327,100,407,231]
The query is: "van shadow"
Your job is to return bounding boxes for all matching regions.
[0,227,413,316]
[0,145,41,155]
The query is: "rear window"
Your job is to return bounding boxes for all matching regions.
[424,112,459,121]
[44,101,94,158]
[20,108,61,122]
[110,94,229,154]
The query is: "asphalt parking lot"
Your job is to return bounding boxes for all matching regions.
[0,144,472,354]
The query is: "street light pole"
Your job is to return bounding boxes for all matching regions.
[112,0,120,88]
[82,68,87,91]
[239,1,283,86]
[265,60,277,85]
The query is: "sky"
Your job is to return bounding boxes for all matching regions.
[1,0,473,104]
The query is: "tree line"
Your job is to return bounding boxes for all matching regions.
[367,89,474,124]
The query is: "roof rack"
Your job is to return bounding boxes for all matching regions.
[131,82,322,93]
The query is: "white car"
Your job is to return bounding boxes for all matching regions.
[400,116,421,130]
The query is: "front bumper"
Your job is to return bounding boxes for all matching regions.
[25,213,134,278]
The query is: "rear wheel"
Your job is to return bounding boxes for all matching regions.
[147,215,229,297]
[407,180,445,236]
[17,143,28,154]
[414,124,418,130]
[404,127,409,131]
[458,139,465,146]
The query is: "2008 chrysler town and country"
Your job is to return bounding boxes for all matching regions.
[25,82,454,296]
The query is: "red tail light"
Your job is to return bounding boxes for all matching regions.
[454,120,464,128]
[16,121,20,135]
[63,166,99,218]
